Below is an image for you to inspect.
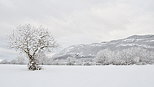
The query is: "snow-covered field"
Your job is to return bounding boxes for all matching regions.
[0,65,154,87]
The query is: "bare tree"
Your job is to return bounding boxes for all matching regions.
[10,24,56,70]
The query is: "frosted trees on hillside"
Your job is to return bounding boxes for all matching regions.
[118,47,154,64]
[95,49,114,65]
[95,47,154,65]
[10,24,57,70]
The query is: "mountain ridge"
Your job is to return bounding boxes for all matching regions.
[53,35,154,60]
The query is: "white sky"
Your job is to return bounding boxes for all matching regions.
[0,0,154,49]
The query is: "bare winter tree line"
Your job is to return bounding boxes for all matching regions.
[94,47,154,65]
[52,47,154,65]
[1,47,154,66]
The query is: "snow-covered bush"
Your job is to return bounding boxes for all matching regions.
[66,57,76,65]
[95,49,115,65]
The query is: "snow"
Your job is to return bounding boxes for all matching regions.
[0,59,3,62]
[146,40,154,42]
[0,65,154,87]
[117,43,154,48]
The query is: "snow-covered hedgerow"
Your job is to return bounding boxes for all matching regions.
[94,47,154,65]
[1,47,154,65]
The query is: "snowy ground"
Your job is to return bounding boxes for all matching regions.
[0,65,154,87]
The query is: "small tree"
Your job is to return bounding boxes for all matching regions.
[10,24,56,70]
[95,49,114,65]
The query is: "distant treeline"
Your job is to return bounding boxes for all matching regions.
[1,47,154,65]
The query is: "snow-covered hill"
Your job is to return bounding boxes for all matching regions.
[53,35,154,60]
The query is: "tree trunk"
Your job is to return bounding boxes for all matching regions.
[28,56,41,70]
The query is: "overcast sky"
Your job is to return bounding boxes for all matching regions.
[0,0,154,52]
